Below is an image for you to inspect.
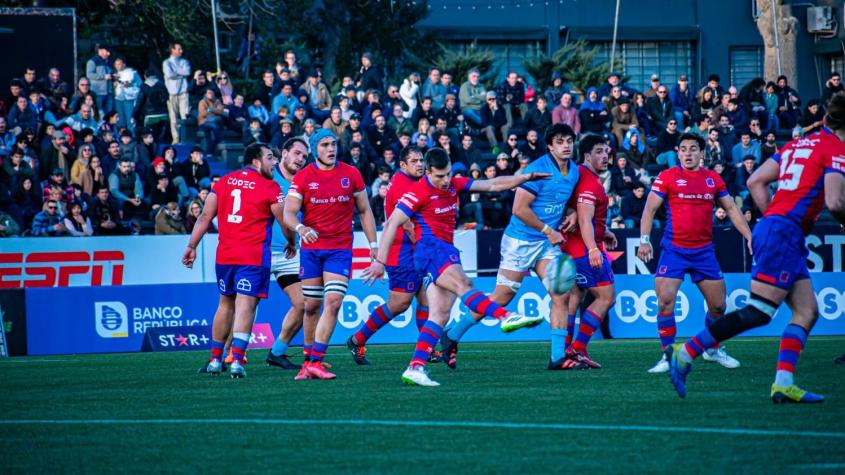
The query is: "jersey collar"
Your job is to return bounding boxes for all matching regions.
[580,164,599,178]
[544,154,575,177]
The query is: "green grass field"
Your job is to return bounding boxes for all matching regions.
[2,338,845,473]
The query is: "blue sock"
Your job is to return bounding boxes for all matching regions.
[270,338,289,356]
[447,316,480,341]
[551,329,567,361]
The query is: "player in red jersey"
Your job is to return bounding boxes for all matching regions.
[637,133,752,374]
[559,135,618,370]
[346,147,432,364]
[665,93,845,403]
[283,128,378,380]
[183,143,294,378]
[363,148,550,386]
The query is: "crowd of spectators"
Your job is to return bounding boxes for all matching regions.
[1,40,842,238]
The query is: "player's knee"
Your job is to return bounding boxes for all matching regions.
[456,277,474,294]
[708,303,726,316]
[387,299,411,316]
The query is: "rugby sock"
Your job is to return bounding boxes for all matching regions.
[415,305,430,331]
[310,341,328,363]
[657,313,676,349]
[551,329,567,361]
[303,343,312,360]
[270,338,289,356]
[570,309,602,353]
[353,304,394,345]
[231,332,250,363]
[446,316,479,341]
[460,290,508,320]
[210,339,225,361]
[680,329,718,363]
[411,320,442,368]
[565,313,577,347]
[775,324,808,387]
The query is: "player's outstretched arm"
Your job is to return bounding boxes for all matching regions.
[363,209,411,285]
[469,172,551,192]
[637,192,664,263]
[354,190,379,259]
[747,158,780,213]
[512,188,564,245]
[825,172,845,225]
[182,192,219,269]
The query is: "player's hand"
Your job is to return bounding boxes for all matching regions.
[546,230,564,246]
[298,226,318,244]
[588,248,603,269]
[362,261,385,286]
[604,231,618,250]
[526,172,551,182]
[182,247,196,269]
[560,212,577,233]
[746,238,753,256]
[637,242,653,263]
[284,243,297,259]
[369,247,378,261]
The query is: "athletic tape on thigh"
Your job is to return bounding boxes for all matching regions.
[324,280,349,297]
[496,272,522,291]
[302,285,324,300]
[747,295,777,318]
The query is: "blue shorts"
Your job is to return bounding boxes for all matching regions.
[574,252,615,289]
[215,264,270,299]
[656,242,723,283]
[414,238,462,288]
[299,249,353,280]
[750,216,809,290]
[386,264,422,294]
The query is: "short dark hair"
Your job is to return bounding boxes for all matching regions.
[578,134,608,158]
[544,123,576,145]
[400,146,422,164]
[677,132,706,150]
[282,137,308,152]
[243,142,269,167]
[424,147,451,170]
[376,166,391,176]
[190,145,203,154]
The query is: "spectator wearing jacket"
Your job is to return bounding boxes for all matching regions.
[646,85,674,131]
[112,57,142,130]
[162,42,191,143]
[669,74,693,128]
[823,72,843,105]
[524,96,552,140]
[31,199,66,236]
[421,68,447,110]
[775,75,801,129]
[133,68,170,139]
[579,87,609,135]
[197,88,225,156]
[355,52,383,93]
[552,93,581,134]
[496,72,526,140]
[86,44,114,115]
[459,68,487,128]
[108,157,145,223]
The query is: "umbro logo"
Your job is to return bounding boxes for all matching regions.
[676,179,687,187]
[308,182,319,190]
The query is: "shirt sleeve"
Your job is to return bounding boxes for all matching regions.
[288,172,305,199]
[396,185,422,217]
[650,171,669,198]
[575,182,598,207]
[827,149,845,177]
[266,181,284,208]
[352,168,366,194]
[452,176,473,193]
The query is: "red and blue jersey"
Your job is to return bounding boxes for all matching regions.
[288,162,365,250]
[766,128,845,235]
[651,165,728,249]
[563,165,608,259]
[396,176,473,244]
[384,170,418,266]
[212,167,284,267]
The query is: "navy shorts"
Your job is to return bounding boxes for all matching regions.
[414,238,462,288]
[299,249,353,280]
[574,252,615,289]
[750,216,809,290]
[215,264,270,299]
[657,242,723,283]
[386,264,423,294]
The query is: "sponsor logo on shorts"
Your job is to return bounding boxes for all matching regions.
[779,271,791,283]
[658,265,668,274]
[236,278,252,292]
[218,279,226,292]
[449,254,459,262]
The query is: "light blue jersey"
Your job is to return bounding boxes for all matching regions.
[271,167,299,252]
[504,154,579,242]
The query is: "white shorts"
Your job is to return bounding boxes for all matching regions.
[271,251,300,280]
[499,234,561,273]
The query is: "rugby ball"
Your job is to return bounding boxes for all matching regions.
[542,253,577,295]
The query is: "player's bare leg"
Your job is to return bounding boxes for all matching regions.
[227,293,260,378]
[347,289,416,365]
[649,277,683,372]
[567,284,614,368]
[402,283,456,386]
[202,294,235,375]
[696,279,739,368]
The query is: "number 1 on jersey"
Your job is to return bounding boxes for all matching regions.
[228,188,243,223]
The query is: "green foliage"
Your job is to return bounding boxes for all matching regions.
[524,40,621,94]
[433,42,499,89]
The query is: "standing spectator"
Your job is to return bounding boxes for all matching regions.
[197,88,225,156]
[459,68,487,128]
[154,201,186,235]
[655,119,680,168]
[31,200,65,236]
[800,99,825,136]
[646,85,674,131]
[90,187,127,235]
[63,201,94,236]
[108,158,145,227]
[112,57,141,130]
[496,72,526,140]
[579,87,609,135]
[355,52,383,93]
[86,44,114,115]
[132,68,169,138]
[399,72,421,118]
[762,81,780,132]
[670,74,692,128]
[39,130,74,181]
[621,183,648,229]
[730,132,761,168]
[552,92,581,133]
[822,72,843,105]
[162,42,191,143]
[422,68,446,110]
[775,75,801,129]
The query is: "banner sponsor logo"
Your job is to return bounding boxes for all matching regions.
[94,301,129,338]
[0,251,124,288]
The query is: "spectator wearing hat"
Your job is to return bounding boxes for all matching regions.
[611,97,639,147]
[644,74,662,99]
[355,52,383,93]
[42,167,74,204]
[162,42,191,144]
[39,130,75,181]
[422,68,447,110]
[544,72,566,107]
[154,201,186,235]
[300,118,317,143]
[670,74,693,128]
[197,87,225,156]
[86,45,114,115]
[270,118,294,150]
[459,68,488,128]
[436,93,462,128]
[597,71,636,100]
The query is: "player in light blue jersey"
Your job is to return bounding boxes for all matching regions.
[439,124,584,370]
[264,137,308,370]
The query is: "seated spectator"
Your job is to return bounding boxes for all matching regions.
[579,87,609,135]
[63,201,94,236]
[761,132,778,160]
[370,167,392,197]
[685,115,710,140]
[524,96,551,138]
[149,173,180,215]
[154,201,186,235]
[108,158,145,227]
[366,114,397,157]
[611,97,639,147]
[458,163,484,229]
[646,85,674,131]
[634,93,654,138]
[247,97,270,126]
[621,183,648,229]
[800,99,825,136]
[619,128,652,172]
[480,91,506,149]
[823,72,843,104]
[31,199,66,236]
[13,176,42,229]
[243,117,266,146]
[494,152,513,176]
[655,119,680,168]
[607,192,625,229]
[7,96,38,134]
[198,88,225,156]
[370,181,388,227]
[609,155,640,197]
[225,94,247,132]
[747,118,764,142]
[519,129,545,162]
[455,134,481,167]
[39,130,74,181]
[704,128,725,168]
[480,164,509,228]
[64,104,100,134]
[4,149,36,192]
[551,92,581,134]
[775,75,801,129]
[733,155,758,199]
[185,199,203,233]
[41,167,74,204]
[670,75,693,128]
[0,207,20,237]
[435,94,462,133]
[323,106,347,137]
[410,117,433,148]
[181,147,211,197]
[712,206,730,228]
[726,99,749,132]
[730,132,761,168]
[90,187,128,235]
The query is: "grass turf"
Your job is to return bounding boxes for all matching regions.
[1,337,844,473]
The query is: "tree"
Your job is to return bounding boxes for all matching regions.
[433,42,499,89]
[755,0,799,88]
[524,40,616,94]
